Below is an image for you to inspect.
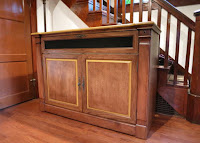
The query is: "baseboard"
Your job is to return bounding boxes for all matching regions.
[0,91,34,109]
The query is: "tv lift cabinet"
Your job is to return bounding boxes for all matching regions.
[32,22,160,139]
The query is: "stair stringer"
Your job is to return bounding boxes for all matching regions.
[61,0,89,24]
[157,67,189,117]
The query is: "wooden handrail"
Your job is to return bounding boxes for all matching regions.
[153,0,195,31]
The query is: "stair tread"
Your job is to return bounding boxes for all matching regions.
[166,81,189,89]
[102,23,121,26]
[168,74,184,82]
[157,65,171,70]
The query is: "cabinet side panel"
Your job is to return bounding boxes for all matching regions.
[147,31,159,130]
[137,35,151,126]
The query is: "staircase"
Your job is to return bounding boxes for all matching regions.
[45,0,200,121]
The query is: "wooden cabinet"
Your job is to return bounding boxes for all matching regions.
[82,54,137,124]
[32,23,160,139]
[43,54,82,112]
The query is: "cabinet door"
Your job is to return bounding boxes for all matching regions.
[82,54,137,124]
[43,54,82,112]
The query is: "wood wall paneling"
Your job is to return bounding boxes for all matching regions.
[0,0,24,22]
[0,19,26,62]
[0,0,35,109]
[0,62,31,109]
[0,62,28,98]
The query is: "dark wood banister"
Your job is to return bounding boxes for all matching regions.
[153,0,195,31]
[152,0,196,85]
[86,0,195,85]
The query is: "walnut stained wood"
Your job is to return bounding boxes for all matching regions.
[0,0,35,109]
[32,22,160,139]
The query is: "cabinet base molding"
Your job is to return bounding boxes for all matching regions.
[136,124,148,139]
[41,102,136,136]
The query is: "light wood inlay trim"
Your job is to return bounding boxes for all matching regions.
[86,60,132,117]
[46,58,79,107]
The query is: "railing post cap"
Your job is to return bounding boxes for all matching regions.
[194,9,200,17]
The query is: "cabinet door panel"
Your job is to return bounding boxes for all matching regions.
[83,54,137,124]
[43,54,82,112]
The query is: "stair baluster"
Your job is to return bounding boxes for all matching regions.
[173,20,181,85]
[93,0,96,10]
[130,0,134,23]
[139,0,143,22]
[107,0,110,23]
[148,0,152,21]
[184,29,192,85]
[99,0,103,10]
[164,13,171,68]
[114,0,118,23]
[122,0,126,24]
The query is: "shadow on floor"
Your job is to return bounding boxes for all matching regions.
[148,114,172,138]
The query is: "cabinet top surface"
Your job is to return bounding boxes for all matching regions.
[31,22,160,36]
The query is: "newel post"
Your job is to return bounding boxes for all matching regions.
[186,10,200,124]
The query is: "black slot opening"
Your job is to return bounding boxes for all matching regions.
[45,36,133,49]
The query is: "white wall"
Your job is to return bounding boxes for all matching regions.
[177,4,200,21]
[37,0,44,32]
[37,0,88,32]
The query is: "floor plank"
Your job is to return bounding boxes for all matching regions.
[0,99,200,143]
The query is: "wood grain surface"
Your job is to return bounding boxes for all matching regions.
[0,99,200,143]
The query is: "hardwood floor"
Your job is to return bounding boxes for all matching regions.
[0,99,200,143]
